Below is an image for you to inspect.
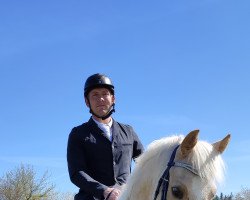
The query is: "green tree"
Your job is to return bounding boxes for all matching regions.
[214,195,220,200]
[215,192,234,200]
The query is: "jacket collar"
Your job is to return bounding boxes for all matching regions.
[87,117,123,144]
[87,117,114,142]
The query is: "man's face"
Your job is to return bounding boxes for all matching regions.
[85,87,115,117]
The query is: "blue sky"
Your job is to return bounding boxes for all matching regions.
[1,0,250,196]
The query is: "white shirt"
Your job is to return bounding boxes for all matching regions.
[92,117,113,141]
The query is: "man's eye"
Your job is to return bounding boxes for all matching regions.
[103,93,110,96]
[91,94,99,99]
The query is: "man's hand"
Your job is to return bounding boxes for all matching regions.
[104,187,121,200]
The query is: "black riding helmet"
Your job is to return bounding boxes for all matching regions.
[84,73,115,120]
[84,73,114,97]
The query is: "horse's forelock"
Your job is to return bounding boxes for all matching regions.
[191,141,226,184]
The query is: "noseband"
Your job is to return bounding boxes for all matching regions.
[153,145,200,200]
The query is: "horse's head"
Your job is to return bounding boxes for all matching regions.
[168,130,230,200]
[118,130,230,200]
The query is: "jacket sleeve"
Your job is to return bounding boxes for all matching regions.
[131,127,144,159]
[67,128,108,199]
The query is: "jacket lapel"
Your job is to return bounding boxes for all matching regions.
[88,117,112,142]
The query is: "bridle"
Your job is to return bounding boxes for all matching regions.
[153,145,200,200]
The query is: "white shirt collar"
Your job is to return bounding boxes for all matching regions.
[92,117,113,128]
[92,117,113,141]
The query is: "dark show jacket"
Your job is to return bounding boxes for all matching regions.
[67,117,144,200]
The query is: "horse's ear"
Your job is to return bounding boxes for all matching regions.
[180,129,199,158]
[212,134,231,154]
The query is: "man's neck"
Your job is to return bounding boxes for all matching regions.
[92,115,111,124]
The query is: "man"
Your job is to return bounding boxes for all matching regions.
[67,73,144,200]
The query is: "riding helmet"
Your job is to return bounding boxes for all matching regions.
[84,73,114,97]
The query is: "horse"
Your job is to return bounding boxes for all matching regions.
[118,129,230,200]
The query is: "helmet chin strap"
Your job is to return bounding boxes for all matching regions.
[89,103,115,120]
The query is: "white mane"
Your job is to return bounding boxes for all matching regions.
[119,135,226,200]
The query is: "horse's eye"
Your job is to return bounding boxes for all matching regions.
[171,186,184,199]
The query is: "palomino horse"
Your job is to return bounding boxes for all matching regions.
[118,130,230,200]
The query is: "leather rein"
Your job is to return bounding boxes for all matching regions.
[153,145,200,200]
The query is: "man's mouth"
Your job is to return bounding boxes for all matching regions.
[97,105,106,108]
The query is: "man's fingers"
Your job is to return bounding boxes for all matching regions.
[107,189,121,200]
[105,189,114,200]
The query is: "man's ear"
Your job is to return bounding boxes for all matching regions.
[112,95,115,103]
[85,97,90,108]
